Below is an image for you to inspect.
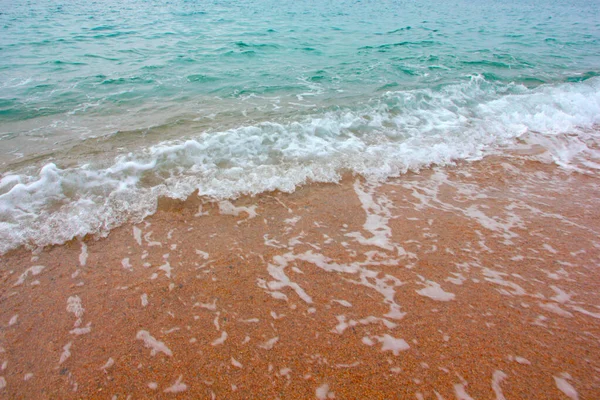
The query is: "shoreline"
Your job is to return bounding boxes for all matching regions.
[1,155,599,398]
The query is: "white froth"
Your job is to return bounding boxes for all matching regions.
[195,249,209,259]
[539,302,573,317]
[454,384,474,400]
[158,262,172,278]
[513,356,531,365]
[378,334,410,355]
[332,299,353,307]
[121,258,133,271]
[100,358,115,372]
[491,370,507,400]
[316,383,335,399]
[259,336,279,350]
[59,342,72,364]
[24,373,33,381]
[276,250,406,319]
[195,299,217,310]
[0,377,5,390]
[8,315,17,326]
[218,200,257,219]
[66,296,84,326]
[211,331,228,346]
[164,375,187,393]
[416,281,455,301]
[136,330,173,356]
[14,265,45,286]
[554,375,578,400]
[133,226,143,245]
[570,306,600,319]
[141,293,148,307]
[79,242,88,267]
[267,255,313,304]
[550,286,571,304]
[231,357,243,368]
[346,180,394,251]
[69,322,92,335]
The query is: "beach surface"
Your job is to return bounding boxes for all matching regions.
[1,154,599,398]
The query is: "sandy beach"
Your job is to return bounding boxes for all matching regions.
[0,153,599,398]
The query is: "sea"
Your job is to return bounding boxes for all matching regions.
[1,0,599,253]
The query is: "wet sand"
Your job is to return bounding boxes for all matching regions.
[1,155,600,399]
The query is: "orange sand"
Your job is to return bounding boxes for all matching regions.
[1,156,599,398]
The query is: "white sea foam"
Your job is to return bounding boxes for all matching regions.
[79,242,88,266]
[164,375,187,393]
[133,226,142,245]
[378,334,410,355]
[136,330,173,356]
[1,78,599,253]
[141,293,148,307]
[14,265,45,286]
[554,374,578,400]
[492,370,507,400]
[454,383,474,400]
[259,336,279,350]
[59,342,72,364]
[100,358,114,373]
[231,357,243,368]
[416,281,455,301]
[66,296,84,326]
[211,331,228,346]
[316,383,335,399]
[70,322,92,335]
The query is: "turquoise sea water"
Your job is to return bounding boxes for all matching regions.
[1,0,599,252]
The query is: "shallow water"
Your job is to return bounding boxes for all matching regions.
[1,0,600,252]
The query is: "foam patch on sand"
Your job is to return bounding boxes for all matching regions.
[66,296,84,326]
[164,375,187,393]
[416,280,455,301]
[136,330,173,356]
[554,373,578,400]
[14,265,45,286]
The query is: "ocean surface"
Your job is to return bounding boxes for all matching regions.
[1,0,599,253]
